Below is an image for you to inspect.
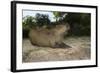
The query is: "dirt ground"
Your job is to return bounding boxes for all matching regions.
[22,37,91,63]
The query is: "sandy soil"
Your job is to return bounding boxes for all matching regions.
[22,37,90,63]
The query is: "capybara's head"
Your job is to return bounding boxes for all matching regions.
[53,23,70,36]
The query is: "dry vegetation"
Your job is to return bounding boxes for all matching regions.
[22,37,90,63]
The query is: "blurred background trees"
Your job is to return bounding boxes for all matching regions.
[63,13,91,36]
[22,11,91,38]
[35,13,51,28]
[22,16,36,38]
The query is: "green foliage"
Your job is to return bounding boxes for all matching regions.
[22,16,36,38]
[35,13,51,28]
[62,13,91,36]
[53,12,67,22]
[22,16,36,29]
[53,12,60,22]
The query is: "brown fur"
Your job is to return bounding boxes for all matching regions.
[29,23,70,47]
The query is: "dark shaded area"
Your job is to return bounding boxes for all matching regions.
[53,42,71,49]
[23,28,29,38]
[63,13,91,36]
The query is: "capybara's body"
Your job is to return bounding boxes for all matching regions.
[29,23,70,47]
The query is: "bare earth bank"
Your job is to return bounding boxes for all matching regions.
[22,37,90,63]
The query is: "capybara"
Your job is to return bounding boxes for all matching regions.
[29,23,70,47]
